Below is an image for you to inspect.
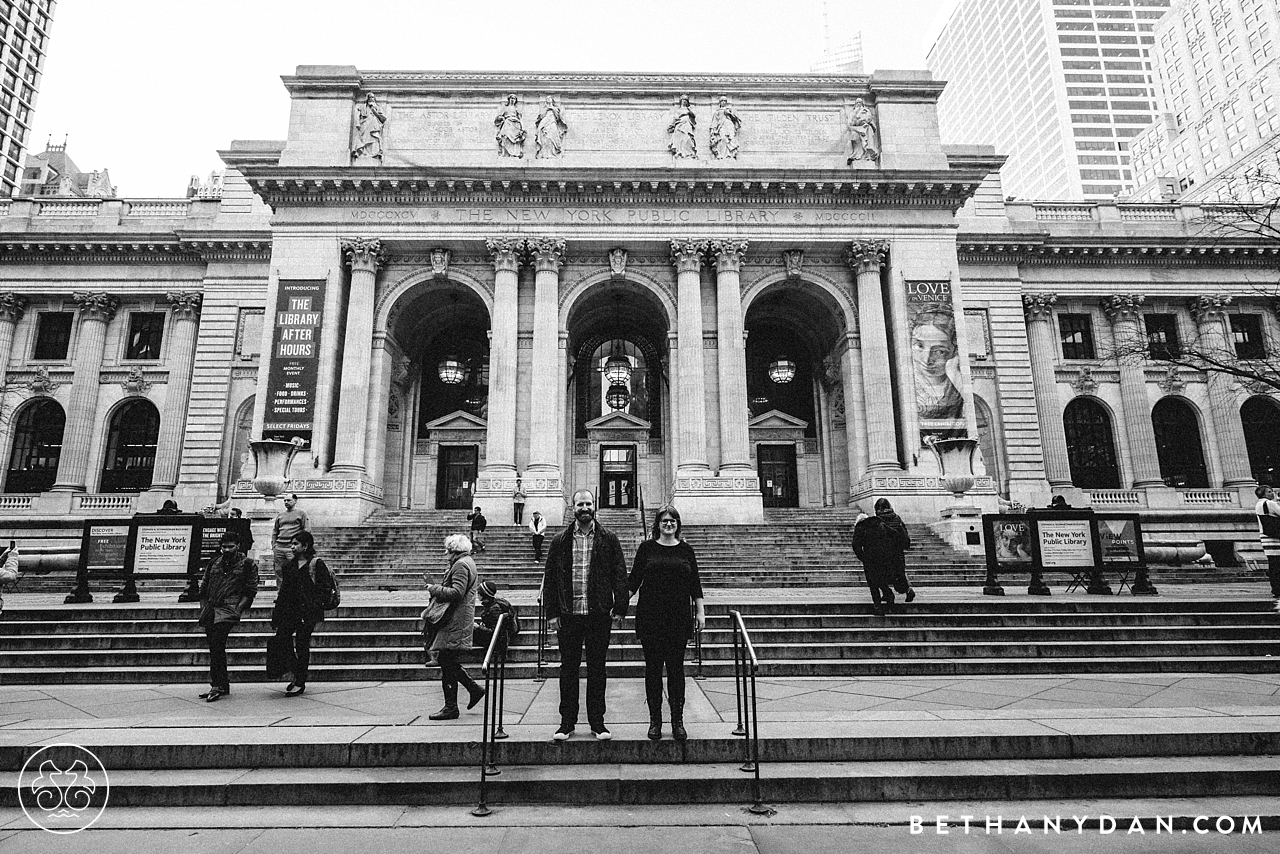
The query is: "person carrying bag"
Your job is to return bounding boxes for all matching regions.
[422,534,485,719]
[269,531,336,696]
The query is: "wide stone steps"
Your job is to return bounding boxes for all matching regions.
[2,728,1277,807]
[3,598,1278,683]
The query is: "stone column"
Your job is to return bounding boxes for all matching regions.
[1189,295,1254,486]
[148,292,202,492]
[1023,294,1073,489]
[671,238,711,473]
[0,292,26,373]
[332,238,384,474]
[710,239,752,471]
[475,238,522,495]
[845,240,900,472]
[1102,295,1164,488]
[524,238,566,516]
[363,335,393,484]
[52,292,119,492]
[839,333,869,489]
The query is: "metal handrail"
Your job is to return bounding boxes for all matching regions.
[472,612,509,818]
[637,482,648,540]
[534,577,547,682]
[728,609,769,815]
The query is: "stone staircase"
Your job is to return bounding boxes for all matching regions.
[4,597,1278,685]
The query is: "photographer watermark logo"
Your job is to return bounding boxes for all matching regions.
[17,743,110,834]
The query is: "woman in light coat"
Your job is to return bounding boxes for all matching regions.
[425,533,484,719]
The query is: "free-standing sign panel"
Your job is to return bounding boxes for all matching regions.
[1035,519,1096,568]
[79,520,131,575]
[123,515,206,577]
[263,278,326,439]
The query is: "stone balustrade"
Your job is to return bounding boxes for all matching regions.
[1086,490,1145,507]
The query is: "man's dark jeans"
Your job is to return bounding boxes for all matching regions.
[205,623,234,691]
[556,612,612,728]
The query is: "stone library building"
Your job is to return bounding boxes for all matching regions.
[0,66,1275,561]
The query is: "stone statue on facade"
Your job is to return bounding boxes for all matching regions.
[494,94,526,158]
[846,98,880,165]
[608,248,628,279]
[709,96,741,160]
[535,95,568,159]
[668,95,697,159]
[352,93,387,162]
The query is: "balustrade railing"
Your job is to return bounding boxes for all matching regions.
[1087,490,1144,507]
[1180,490,1236,506]
[0,494,35,511]
[74,494,135,511]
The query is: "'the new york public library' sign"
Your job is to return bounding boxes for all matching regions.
[340,205,880,226]
[263,279,327,438]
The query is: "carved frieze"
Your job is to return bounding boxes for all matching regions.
[846,98,880,165]
[494,94,526,158]
[342,238,386,273]
[26,366,62,395]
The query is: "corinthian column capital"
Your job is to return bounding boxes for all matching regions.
[342,238,386,273]
[1101,293,1146,325]
[709,239,749,273]
[0,292,27,323]
[670,238,708,273]
[166,291,203,320]
[72,291,119,323]
[844,239,889,274]
[1022,293,1059,322]
[486,237,525,272]
[1189,294,1233,324]
[527,237,567,273]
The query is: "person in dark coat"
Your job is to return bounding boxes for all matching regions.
[425,534,484,720]
[852,511,897,616]
[543,489,629,741]
[197,531,259,702]
[473,579,516,651]
[467,507,488,553]
[270,531,335,696]
[628,505,705,742]
[875,497,915,604]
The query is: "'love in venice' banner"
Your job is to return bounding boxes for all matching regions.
[263,279,326,439]
[905,280,966,443]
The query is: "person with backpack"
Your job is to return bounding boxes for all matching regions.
[473,580,520,651]
[270,531,338,696]
[875,497,915,605]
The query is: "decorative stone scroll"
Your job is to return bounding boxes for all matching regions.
[352,93,387,163]
[846,98,880,165]
[709,96,741,160]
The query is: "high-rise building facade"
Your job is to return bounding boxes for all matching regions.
[929,0,1170,201]
[1128,0,1280,201]
[810,0,864,74]
[0,0,54,198]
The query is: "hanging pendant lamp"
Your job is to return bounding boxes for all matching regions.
[767,357,796,384]
[437,294,466,384]
[606,382,631,411]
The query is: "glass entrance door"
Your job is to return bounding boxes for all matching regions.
[758,444,799,508]
[599,445,636,508]
[437,445,478,509]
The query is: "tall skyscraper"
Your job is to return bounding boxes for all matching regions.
[1128,0,1280,201]
[810,0,864,74]
[928,0,1170,201]
[0,0,54,198]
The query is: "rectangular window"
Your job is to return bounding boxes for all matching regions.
[235,308,264,360]
[1059,313,1096,360]
[1230,314,1266,359]
[1145,314,1181,359]
[32,311,72,360]
[125,312,165,360]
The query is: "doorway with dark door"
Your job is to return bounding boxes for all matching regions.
[437,445,478,509]
[599,444,636,508]
[758,444,799,507]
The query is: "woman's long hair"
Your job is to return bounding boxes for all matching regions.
[650,505,682,540]
[874,497,894,515]
[293,530,317,559]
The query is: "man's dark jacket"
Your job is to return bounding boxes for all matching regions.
[542,521,629,620]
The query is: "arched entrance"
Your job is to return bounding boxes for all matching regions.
[744,282,848,507]
[1151,396,1209,488]
[1242,395,1280,486]
[565,282,670,510]
[5,398,65,493]
[1063,397,1121,489]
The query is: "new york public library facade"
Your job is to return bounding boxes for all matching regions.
[0,66,1277,560]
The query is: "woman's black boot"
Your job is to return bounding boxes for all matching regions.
[429,705,459,720]
[648,714,663,741]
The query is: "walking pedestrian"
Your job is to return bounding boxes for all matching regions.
[628,506,705,741]
[513,482,527,525]
[529,510,547,562]
[852,510,897,616]
[1255,485,1280,611]
[875,497,915,604]
[426,534,486,719]
[543,489,628,740]
[467,506,488,553]
[197,531,259,702]
[270,531,337,696]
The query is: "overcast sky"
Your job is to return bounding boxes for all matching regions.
[30,0,960,197]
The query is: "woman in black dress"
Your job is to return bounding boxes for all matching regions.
[628,506,705,741]
[270,531,335,696]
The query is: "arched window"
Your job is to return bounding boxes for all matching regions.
[5,399,65,493]
[1063,397,1121,489]
[99,400,160,493]
[1242,395,1280,486]
[974,396,1003,490]
[1151,396,1209,488]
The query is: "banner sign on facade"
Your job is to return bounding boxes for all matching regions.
[904,280,966,442]
[263,278,326,438]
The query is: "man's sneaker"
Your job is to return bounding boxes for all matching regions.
[591,724,612,741]
[553,724,574,741]
[905,587,916,603]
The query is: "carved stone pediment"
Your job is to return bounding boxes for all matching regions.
[423,410,487,432]
[748,409,809,430]
[585,410,651,431]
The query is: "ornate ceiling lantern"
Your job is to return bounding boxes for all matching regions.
[767,357,796,384]
[602,296,633,385]
[437,294,466,384]
[606,382,631,411]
